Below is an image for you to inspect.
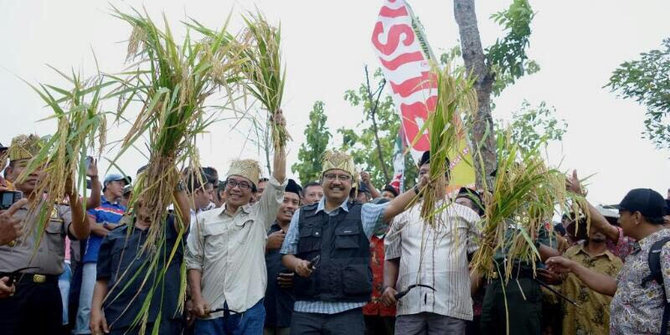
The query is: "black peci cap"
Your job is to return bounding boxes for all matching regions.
[285,179,302,196]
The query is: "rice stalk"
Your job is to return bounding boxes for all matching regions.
[470,129,588,281]
[104,7,246,331]
[409,62,477,227]
[238,9,290,150]
[17,68,110,238]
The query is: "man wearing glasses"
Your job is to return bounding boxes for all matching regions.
[186,113,288,335]
[280,150,427,335]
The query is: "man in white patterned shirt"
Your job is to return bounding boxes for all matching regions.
[547,188,670,335]
[280,150,427,335]
[380,151,480,334]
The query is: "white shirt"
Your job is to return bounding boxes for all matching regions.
[185,176,286,318]
[384,200,480,320]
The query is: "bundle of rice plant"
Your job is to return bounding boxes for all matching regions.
[410,63,477,227]
[17,68,109,234]
[470,130,588,281]
[106,7,246,332]
[239,10,289,150]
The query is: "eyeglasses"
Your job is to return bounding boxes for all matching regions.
[226,179,252,190]
[323,173,352,182]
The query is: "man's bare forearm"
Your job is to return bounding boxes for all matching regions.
[383,258,400,289]
[575,200,619,243]
[366,181,380,199]
[90,217,109,237]
[91,279,109,312]
[272,145,286,184]
[382,187,418,223]
[86,177,101,210]
[571,262,618,296]
[69,194,90,240]
[282,254,301,271]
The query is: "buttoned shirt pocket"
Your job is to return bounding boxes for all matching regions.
[335,225,361,249]
[298,226,322,253]
[232,218,257,248]
[203,223,227,252]
[44,219,65,256]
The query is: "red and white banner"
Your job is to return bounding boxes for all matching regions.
[372,0,476,190]
[371,0,436,162]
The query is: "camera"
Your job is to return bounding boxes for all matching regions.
[0,190,23,210]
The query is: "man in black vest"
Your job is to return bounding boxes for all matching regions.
[280,150,426,335]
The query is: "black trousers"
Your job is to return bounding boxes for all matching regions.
[0,278,62,335]
[290,308,365,335]
[480,277,542,335]
[364,315,395,335]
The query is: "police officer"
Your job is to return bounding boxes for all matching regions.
[280,150,426,335]
[0,134,91,334]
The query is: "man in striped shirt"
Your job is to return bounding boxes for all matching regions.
[280,150,427,335]
[380,152,481,334]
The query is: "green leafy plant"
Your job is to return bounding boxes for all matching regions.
[18,67,109,236]
[606,38,670,150]
[411,63,477,227]
[291,101,331,185]
[471,130,587,281]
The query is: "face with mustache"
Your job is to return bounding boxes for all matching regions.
[277,192,300,224]
[321,169,353,205]
[5,159,44,195]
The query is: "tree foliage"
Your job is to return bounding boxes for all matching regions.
[291,101,331,185]
[606,38,670,150]
[486,0,540,96]
[497,100,567,153]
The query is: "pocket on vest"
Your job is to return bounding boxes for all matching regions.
[335,226,360,249]
[341,264,372,295]
[298,227,322,253]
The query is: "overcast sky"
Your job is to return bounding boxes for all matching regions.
[1,0,669,205]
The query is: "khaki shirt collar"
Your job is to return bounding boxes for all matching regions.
[574,241,616,261]
[219,203,252,223]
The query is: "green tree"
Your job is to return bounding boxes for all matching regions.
[606,38,670,150]
[291,101,332,185]
[454,0,538,187]
[496,100,568,153]
[338,67,418,188]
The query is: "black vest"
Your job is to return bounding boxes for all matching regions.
[293,202,372,302]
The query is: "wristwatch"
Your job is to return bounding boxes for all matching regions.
[413,185,420,195]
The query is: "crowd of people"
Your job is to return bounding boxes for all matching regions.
[0,132,669,335]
